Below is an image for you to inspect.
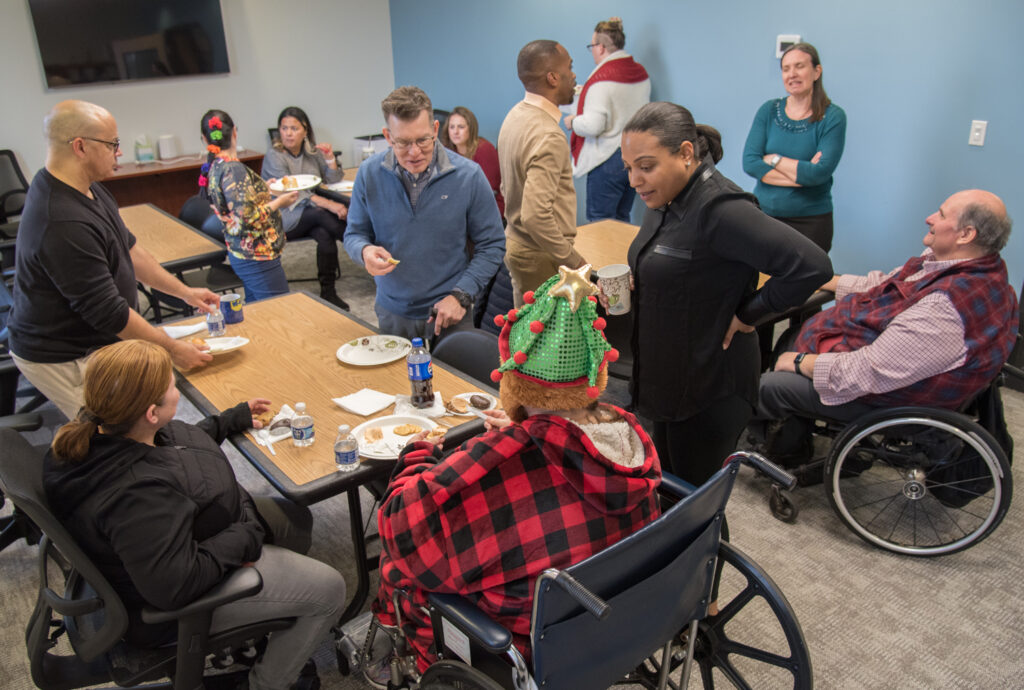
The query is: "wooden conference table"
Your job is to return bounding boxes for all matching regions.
[173,291,491,620]
[120,203,232,321]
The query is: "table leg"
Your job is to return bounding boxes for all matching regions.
[340,487,372,624]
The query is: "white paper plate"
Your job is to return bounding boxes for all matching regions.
[268,174,321,193]
[325,180,355,193]
[336,335,412,366]
[205,336,249,354]
[446,392,497,416]
[351,414,438,459]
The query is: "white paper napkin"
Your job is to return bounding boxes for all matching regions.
[393,392,446,418]
[332,388,396,416]
[163,322,207,339]
[254,404,297,452]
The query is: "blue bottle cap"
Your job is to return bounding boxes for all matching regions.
[411,337,424,347]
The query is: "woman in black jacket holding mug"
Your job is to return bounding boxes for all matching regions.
[616,102,832,487]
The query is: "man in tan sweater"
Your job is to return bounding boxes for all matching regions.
[499,40,587,305]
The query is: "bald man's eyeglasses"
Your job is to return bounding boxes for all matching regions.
[68,136,121,153]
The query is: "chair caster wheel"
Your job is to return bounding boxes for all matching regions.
[769,484,799,523]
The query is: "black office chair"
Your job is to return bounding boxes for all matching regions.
[356,454,811,689]
[0,427,296,690]
[0,279,47,416]
[475,263,513,337]
[431,328,500,392]
[0,149,30,240]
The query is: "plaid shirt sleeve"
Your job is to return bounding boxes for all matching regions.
[813,292,967,405]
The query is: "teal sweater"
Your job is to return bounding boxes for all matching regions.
[742,99,846,218]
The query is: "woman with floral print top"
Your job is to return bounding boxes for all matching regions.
[199,109,298,301]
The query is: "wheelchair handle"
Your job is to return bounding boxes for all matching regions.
[725,451,798,490]
[541,569,610,621]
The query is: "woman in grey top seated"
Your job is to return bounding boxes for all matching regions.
[262,106,350,310]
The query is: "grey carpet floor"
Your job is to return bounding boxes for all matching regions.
[2,241,1023,688]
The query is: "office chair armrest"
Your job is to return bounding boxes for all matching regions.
[427,592,512,655]
[0,413,43,431]
[141,566,263,624]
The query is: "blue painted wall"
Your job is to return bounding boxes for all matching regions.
[390,0,1023,290]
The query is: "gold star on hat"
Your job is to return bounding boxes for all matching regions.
[546,264,598,312]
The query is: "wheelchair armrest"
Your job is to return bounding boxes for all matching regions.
[441,418,486,451]
[141,567,263,624]
[658,472,694,501]
[427,592,513,655]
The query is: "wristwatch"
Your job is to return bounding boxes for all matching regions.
[769,154,782,168]
[794,352,809,378]
[449,288,474,309]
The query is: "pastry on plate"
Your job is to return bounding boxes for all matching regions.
[447,397,468,414]
[393,423,423,436]
[364,427,384,443]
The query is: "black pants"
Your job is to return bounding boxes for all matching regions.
[287,205,345,254]
[652,394,754,488]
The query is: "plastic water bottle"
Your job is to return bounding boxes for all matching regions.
[334,424,359,473]
[407,337,434,409]
[291,402,315,447]
[206,308,225,337]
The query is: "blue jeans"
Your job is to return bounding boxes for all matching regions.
[586,148,635,223]
[228,254,289,302]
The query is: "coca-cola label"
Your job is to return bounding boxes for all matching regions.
[408,361,433,381]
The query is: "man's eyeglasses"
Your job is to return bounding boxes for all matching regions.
[69,136,121,153]
[586,43,600,50]
[390,135,434,152]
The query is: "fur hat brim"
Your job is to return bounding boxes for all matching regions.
[500,366,608,423]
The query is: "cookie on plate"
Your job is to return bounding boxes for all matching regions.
[393,423,423,436]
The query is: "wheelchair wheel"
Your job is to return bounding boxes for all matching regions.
[632,541,812,689]
[419,659,505,690]
[824,407,1012,556]
[768,484,799,523]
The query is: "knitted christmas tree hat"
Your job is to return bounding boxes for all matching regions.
[491,265,619,418]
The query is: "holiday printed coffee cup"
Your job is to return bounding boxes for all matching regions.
[596,264,631,315]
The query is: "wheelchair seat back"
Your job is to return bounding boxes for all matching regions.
[530,462,739,690]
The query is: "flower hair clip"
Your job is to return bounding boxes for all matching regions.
[207,144,221,155]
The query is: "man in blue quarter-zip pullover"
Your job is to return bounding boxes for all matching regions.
[345,86,505,344]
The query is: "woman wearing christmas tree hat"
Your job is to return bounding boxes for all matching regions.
[372,265,662,671]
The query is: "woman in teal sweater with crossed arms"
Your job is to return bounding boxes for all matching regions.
[742,42,846,253]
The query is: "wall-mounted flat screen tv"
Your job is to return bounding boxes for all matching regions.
[27,0,230,88]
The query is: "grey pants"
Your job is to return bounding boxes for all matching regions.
[209,497,346,690]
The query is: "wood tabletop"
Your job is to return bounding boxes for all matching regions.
[574,219,639,270]
[105,150,264,181]
[120,203,225,266]
[174,292,492,487]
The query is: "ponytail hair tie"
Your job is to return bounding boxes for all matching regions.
[77,407,104,426]
[198,174,208,187]
[206,144,221,155]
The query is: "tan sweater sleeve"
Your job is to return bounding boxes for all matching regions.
[520,132,585,267]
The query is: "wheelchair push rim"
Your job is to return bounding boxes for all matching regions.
[824,410,1012,557]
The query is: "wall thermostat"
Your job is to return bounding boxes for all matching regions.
[776,34,801,58]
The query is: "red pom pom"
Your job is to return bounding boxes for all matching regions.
[524,291,535,304]
[490,369,503,382]
[592,317,606,331]
[513,351,528,364]
[507,309,518,323]
[606,348,620,363]
[530,320,544,333]
[494,314,506,327]
[588,295,598,302]
[586,386,600,398]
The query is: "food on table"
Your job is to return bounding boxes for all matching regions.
[281,175,299,190]
[393,423,423,436]
[364,427,384,443]
[447,397,468,414]
[190,337,207,347]
[426,428,446,441]
[361,337,371,346]
[254,409,275,427]
[469,394,491,410]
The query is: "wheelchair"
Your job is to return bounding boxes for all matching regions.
[340,452,813,690]
[762,367,1017,557]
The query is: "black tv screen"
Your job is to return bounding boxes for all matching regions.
[27,0,230,88]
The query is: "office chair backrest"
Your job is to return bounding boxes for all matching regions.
[178,194,224,242]
[0,150,30,224]
[530,462,739,690]
[431,329,500,392]
[0,429,130,672]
